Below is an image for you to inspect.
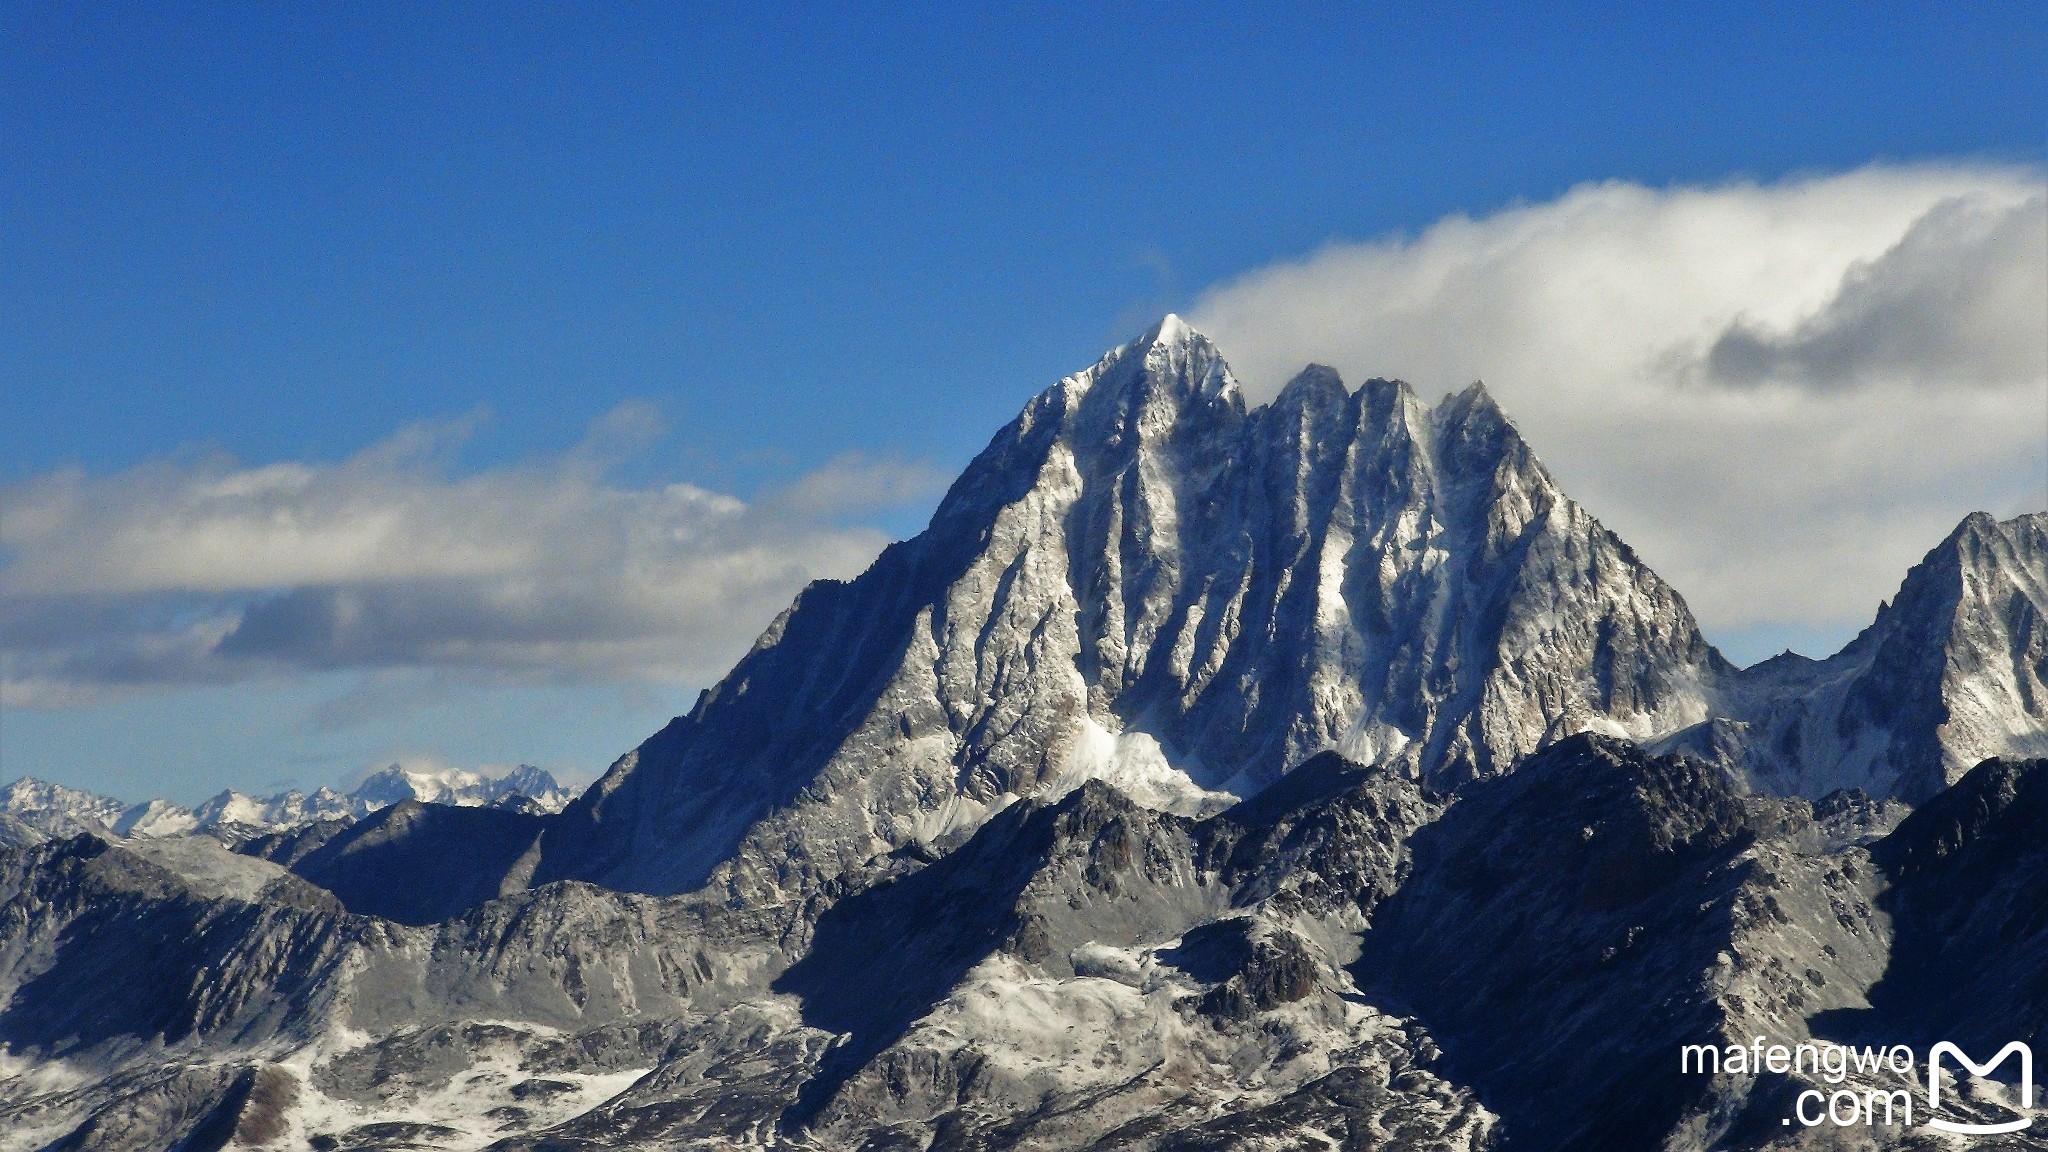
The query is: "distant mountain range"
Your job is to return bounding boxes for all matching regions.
[0,318,2042,1151]
[0,763,575,847]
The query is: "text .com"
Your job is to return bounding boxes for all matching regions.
[1680,1037,2034,1134]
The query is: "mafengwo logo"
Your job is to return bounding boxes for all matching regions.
[1927,1042,2033,1136]
[1680,1038,2034,1132]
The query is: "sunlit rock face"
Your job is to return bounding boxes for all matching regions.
[533,317,1731,904]
[1710,510,2048,802]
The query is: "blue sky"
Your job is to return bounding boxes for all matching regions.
[3,4,2043,803]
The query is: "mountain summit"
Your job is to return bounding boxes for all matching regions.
[532,321,1733,902]
[515,322,2044,907]
[1705,509,2048,800]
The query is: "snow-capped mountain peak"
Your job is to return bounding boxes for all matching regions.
[351,762,575,813]
[1717,508,2048,799]
[0,763,578,844]
[0,777,130,842]
[530,321,1724,903]
[4,320,2046,1152]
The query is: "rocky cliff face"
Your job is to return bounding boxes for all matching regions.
[1715,511,2048,801]
[535,317,1726,905]
[16,742,2048,1150]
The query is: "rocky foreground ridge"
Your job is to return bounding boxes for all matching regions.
[1,319,2043,1151]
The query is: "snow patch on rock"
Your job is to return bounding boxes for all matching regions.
[1044,718,1238,817]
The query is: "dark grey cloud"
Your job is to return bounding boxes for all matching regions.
[0,592,247,705]
[0,412,948,707]
[1705,194,2046,391]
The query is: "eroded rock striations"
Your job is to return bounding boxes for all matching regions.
[531,317,1732,907]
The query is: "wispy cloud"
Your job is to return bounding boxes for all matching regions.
[1,410,948,707]
[1189,164,2047,655]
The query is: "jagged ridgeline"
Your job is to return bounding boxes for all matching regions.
[529,316,2047,903]
[0,764,576,848]
[1,318,2044,1152]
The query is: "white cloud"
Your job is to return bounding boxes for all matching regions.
[0,411,948,707]
[1188,164,2047,658]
